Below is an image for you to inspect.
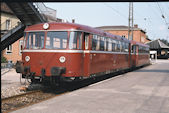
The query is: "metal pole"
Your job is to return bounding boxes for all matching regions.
[128,3,131,40]
[128,2,134,41]
[131,3,133,40]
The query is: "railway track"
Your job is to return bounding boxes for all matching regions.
[1,87,67,113]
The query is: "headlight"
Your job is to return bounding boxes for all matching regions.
[59,56,66,63]
[25,56,30,62]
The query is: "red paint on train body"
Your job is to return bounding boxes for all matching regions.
[16,22,150,83]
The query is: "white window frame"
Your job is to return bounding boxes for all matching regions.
[6,44,12,54]
[19,40,23,55]
[6,19,11,30]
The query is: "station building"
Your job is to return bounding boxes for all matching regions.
[96,24,151,43]
[146,39,169,59]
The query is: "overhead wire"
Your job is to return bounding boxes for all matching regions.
[103,3,168,41]
[103,3,128,21]
[156,2,169,42]
[145,2,169,41]
[156,2,169,28]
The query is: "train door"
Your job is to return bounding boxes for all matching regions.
[132,45,138,67]
[135,45,139,66]
[129,43,132,68]
[83,32,90,77]
[89,34,98,75]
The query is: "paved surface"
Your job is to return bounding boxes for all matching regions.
[1,69,21,89]
[1,68,29,89]
[10,60,169,113]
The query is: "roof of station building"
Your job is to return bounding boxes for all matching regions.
[146,39,169,49]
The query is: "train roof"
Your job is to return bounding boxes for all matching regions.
[130,40,149,48]
[25,22,130,43]
[25,22,148,48]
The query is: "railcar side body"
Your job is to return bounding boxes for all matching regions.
[16,22,150,84]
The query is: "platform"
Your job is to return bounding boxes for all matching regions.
[7,60,169,113]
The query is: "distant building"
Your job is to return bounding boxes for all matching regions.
[1,3,23,63]
[146,39,169,59]
[96,24,151,43]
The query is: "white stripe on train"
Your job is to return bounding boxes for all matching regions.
[22,50,149,55]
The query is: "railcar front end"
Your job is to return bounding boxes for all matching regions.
[16,23,85,84]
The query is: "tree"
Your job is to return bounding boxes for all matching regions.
[1,51,7,63]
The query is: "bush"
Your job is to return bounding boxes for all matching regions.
[1,56,8,63]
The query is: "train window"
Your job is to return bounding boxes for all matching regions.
[131,45,134,53]
[105,37,109,51]
[23,32,26,49]
[132,45,137,53]
[108,38,112,51]
[92,35,97,50]
[78,32,82,49]
[69,32,82,50]
[139,46,141,53]
[26,32,45,49]
[84,33,89,50]
[146,47,149,53]
[125,43,129,52]
[112,39,116,52]
[96,36,100,50]
[116,41,120,52]
[100,37,104,51]
[121,42,125,52]
[46,31,68,49]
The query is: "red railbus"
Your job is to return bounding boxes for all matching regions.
[16,22,150,84]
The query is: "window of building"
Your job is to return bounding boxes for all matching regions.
[122,35,126,38]
[6,44,12,54]
[19,40,23,55]
[141,36,145,43]
[6,19,10,30]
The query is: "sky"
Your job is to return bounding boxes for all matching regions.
[45,2,169,42]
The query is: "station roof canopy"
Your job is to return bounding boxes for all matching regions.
[146,39,169,49]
